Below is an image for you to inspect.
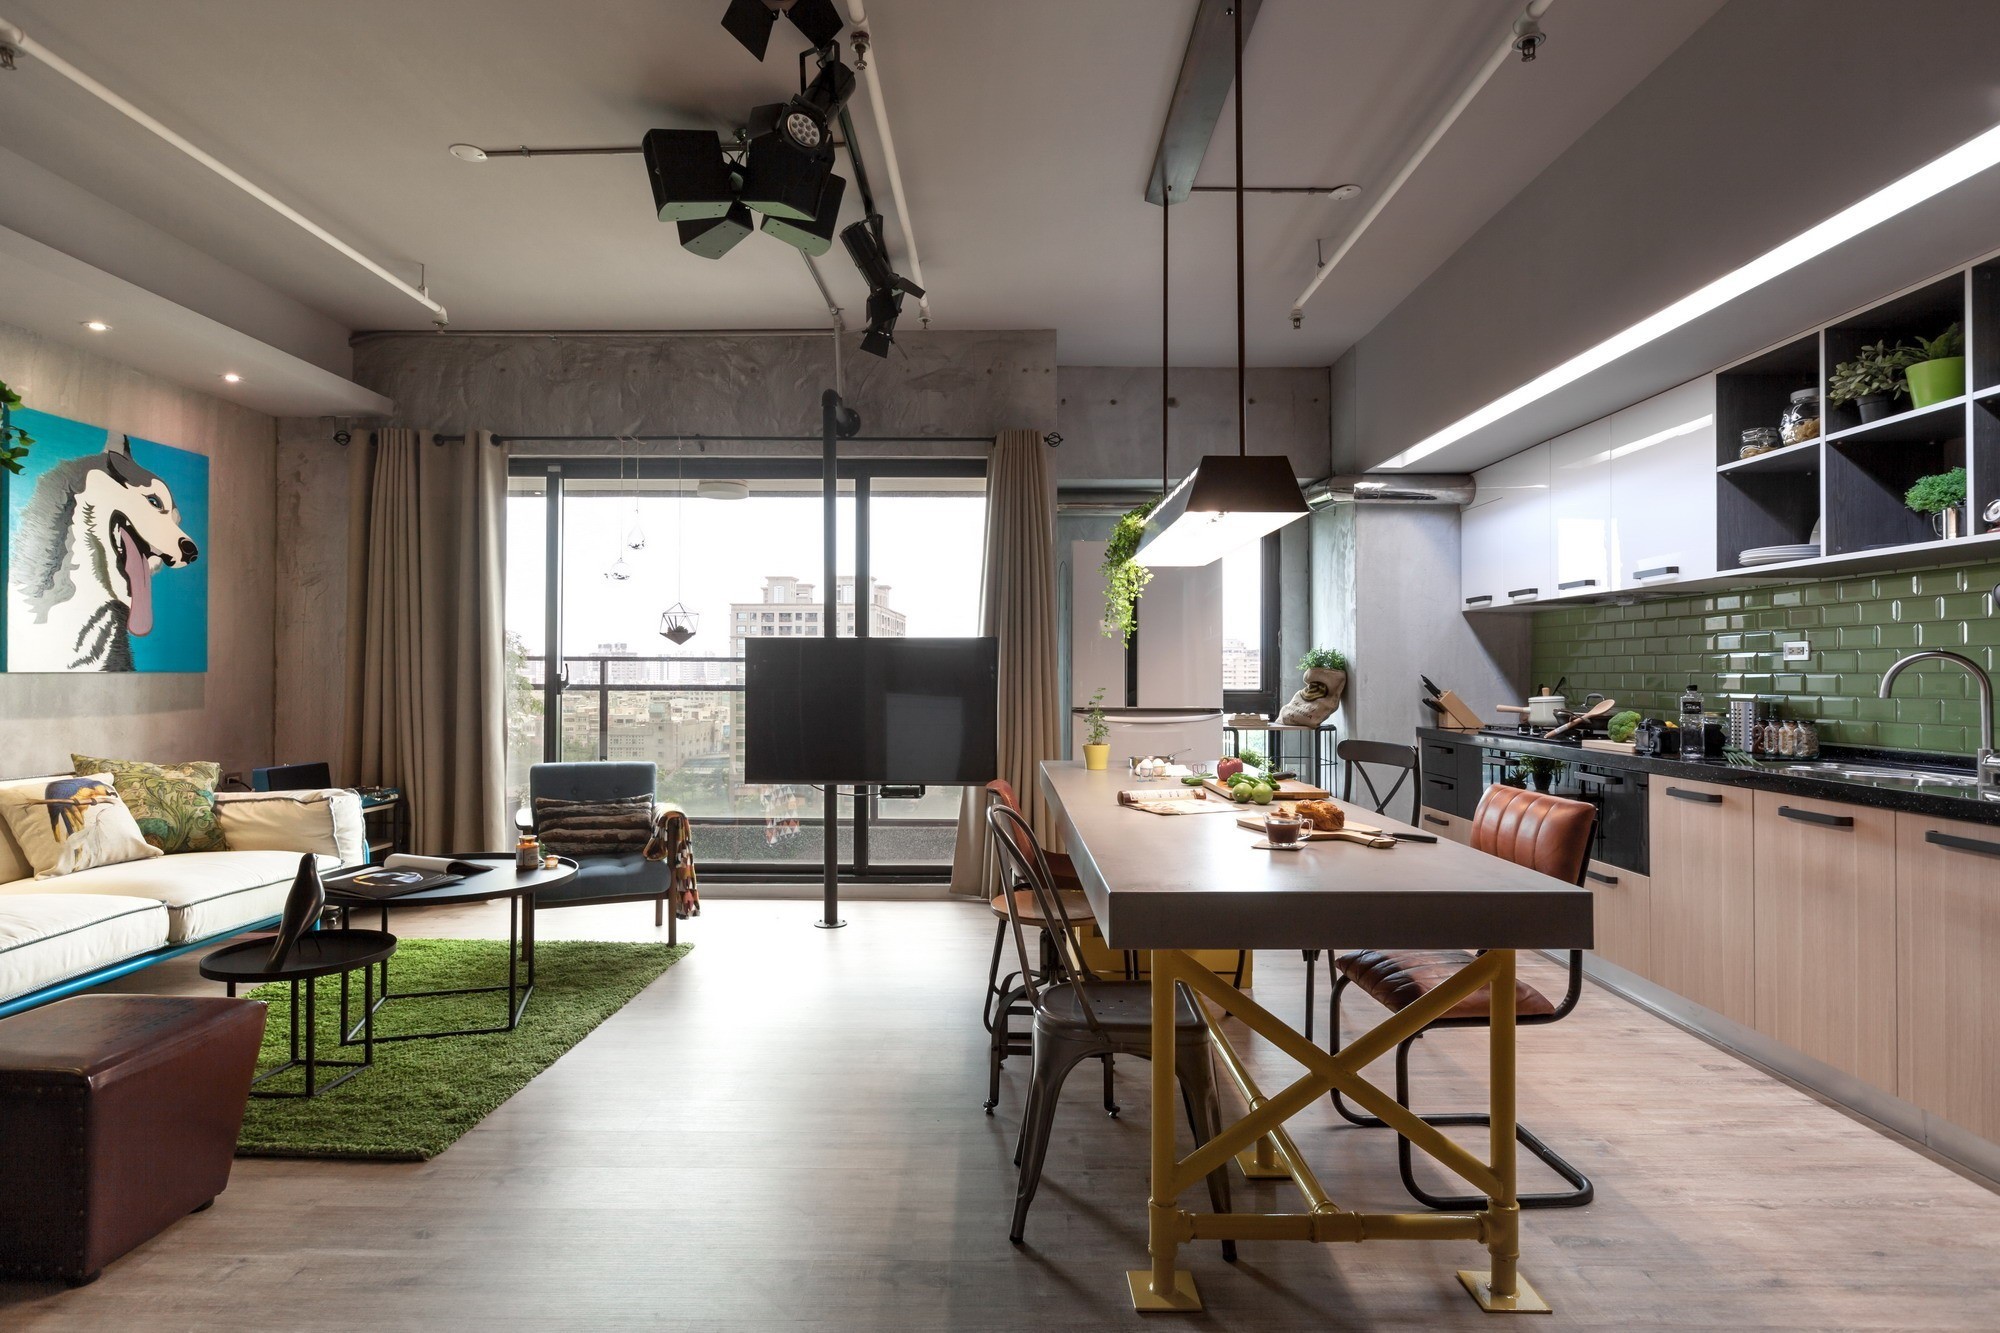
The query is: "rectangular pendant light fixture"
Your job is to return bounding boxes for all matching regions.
[1133,454,1310,566]
[1377,117,2000,469]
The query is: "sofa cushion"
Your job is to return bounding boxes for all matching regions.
[214,789,367,865]
[534,852,663,905]
[71,754,226,854]
[0,774,162,880]
[0,894,171,1004]
[0,851,338,944]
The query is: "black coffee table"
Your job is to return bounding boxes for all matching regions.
[200,930,398,1098]
[326,854,577,1044]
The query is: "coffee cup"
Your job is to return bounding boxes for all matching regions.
[1263,814,1306,847]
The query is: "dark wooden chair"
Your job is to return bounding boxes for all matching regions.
[1327,783,1598,1210]
[1300,739,1421,1039]
[986,803,1235,1256]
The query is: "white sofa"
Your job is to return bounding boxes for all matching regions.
[0,788,366,1012]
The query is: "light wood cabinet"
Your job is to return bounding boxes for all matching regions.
[1895,812,2000,1142]
[1648,777,1755,1025]
[1415,808,1472,845]
[1582,858,1650,976]
[1751,792,1897,1089]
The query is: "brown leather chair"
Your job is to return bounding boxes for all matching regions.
[1329,782,1597,1210]
[0,995,267,1285]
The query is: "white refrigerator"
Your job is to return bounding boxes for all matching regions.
[1070,540,1225,770]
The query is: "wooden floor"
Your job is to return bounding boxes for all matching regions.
[5,897,1999,1330]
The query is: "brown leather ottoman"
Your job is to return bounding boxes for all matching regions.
[0,994,267,1286]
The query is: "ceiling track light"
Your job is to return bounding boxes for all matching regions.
[841,214,923,357]
[1134,0,1309,568]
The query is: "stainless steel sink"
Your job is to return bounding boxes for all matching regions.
[1771,761,1978,789]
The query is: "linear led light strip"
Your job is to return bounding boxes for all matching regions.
[1378,119,2000,469]
[0,17,448,326]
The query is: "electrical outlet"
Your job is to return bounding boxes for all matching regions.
[1782,641,1811,662]
[222,770,245,790]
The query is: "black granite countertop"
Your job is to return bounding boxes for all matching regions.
[1417,726,2000,827]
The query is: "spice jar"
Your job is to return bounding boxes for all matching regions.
[1739,426,1781,460]
[1780,389,1821,446]
[516,833,541,870]
[1794,719,1819,758]
[1776,720,1799,757]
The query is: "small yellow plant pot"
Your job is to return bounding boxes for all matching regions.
[1083,743,1110,771]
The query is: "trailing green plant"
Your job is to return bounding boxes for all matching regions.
[1827,339,1917,407]
[1084,687,1110,746]
[0,376,33,475]
[1904,466,1966,515]
[1099,502,1155,644]
[1298,647,1349,673]
[1909,322,1963,362]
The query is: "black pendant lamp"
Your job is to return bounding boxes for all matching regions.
[1134,0,1309,568]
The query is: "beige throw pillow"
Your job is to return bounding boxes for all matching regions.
[0,774,163,879]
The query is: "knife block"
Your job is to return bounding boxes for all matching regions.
[1432,690,1484,732]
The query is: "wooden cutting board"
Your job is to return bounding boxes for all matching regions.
[1203,776,1332,801]
[1235,814,1395,848]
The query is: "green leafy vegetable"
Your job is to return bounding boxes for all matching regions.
[1607,710,1642,744]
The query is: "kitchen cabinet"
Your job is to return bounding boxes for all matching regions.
[1460,442,1551,610]
[1548,419,1613,598]
[1895,812,2000,1143]
[1608,376,1718,590]
[1647,776,1755,1025]
[1752,792,1897,1089]
[1415,808,1472,845]
[1582,858,1650,976]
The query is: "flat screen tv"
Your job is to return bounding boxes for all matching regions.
[744,637,999,786]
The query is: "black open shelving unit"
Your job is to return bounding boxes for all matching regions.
[1714,252,2000,576]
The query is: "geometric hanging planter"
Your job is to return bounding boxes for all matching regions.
[658,603,699,646]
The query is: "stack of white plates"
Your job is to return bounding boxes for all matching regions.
[1738,543,1819,566]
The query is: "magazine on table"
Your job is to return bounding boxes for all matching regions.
[324,854,492,900]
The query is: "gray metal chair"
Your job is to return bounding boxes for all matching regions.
[528,762,679,945]
[986,804,1235,1258]
[1300,739,1421,1039]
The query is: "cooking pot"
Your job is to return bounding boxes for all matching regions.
[1525,694,1566,728]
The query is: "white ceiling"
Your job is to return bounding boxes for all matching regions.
[0,0,1721,366]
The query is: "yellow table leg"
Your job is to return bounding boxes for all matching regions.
[1127,951,1201,1312]
[1456,949,1549,1314]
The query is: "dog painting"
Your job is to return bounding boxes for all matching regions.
[4,407,209,673]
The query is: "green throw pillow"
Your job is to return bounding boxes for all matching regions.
[70,754,225,854]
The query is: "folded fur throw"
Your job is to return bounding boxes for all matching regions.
[534,794,653,858]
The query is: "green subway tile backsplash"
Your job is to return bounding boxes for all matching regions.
[1529,557,2000,756]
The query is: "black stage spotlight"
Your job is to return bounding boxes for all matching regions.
[841,216,925,357]
[739,59,855,220]
[642,129,736,221]
[721,0,843,61]
[761,171,845,255]
[678,201,754,259]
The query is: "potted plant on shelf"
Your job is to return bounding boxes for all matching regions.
[1082,687,1111,771]
[1903,322,1965,409]
[1905,466,1968,540]
[1099,503,1154,644]
[1828,340,1915,423]
[1,375,34,474]
[1276,647,1349,726]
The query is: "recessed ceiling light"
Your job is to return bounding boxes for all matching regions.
[448,143,488,162]
[1326,184,1362,201]
[1378,117,2000,469]
[81,319,111,332]
[220,372,243,383]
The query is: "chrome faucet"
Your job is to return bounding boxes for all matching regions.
[1879,650,1999,799]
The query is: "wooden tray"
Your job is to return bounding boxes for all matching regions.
[1204,776,1331,801]
[1235,815,1395,848]
[1581,738,1638,754]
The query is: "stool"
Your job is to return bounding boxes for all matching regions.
[0,995,267,1286]
[200,930,397,1098]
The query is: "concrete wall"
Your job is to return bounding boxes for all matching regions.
[1332,0,2000,471]
[1,320,277,777]
[1055,366,1332,485]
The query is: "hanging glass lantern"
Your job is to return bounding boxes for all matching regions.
[659,603,699,645]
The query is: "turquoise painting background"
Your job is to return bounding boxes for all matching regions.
[3,405,209,672]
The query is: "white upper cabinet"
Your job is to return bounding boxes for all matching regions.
[1549,418,1613,598]
[1608,377,1718,590]
[1461,441,1552,610]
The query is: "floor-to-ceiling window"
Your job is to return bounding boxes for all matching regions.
[1220,531,1281,716]
[505,456,987,877]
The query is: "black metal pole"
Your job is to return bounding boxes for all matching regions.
[852,476,871,875]
[818,389,847,929]
[1234,0,1247,458]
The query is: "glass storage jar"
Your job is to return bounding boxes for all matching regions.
[1739,426,1781,459]
[1780,388,1821,446]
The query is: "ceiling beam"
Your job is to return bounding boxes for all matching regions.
[1144,0,1263,206]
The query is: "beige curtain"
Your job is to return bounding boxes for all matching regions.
[950,429,1062,896]
[342,428,509,851]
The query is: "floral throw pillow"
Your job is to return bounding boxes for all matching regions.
[0,774,163,879]
[71,754,226,854]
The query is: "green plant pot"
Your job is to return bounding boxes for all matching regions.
[1905,356,1965,409]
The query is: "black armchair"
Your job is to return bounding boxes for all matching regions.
[528,763,688,944]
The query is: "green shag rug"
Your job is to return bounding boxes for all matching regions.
[236,938,690,1161]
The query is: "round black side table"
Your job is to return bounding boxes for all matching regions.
[199,930,397,1098]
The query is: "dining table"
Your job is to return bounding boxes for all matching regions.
[1038,760,1594,1315]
